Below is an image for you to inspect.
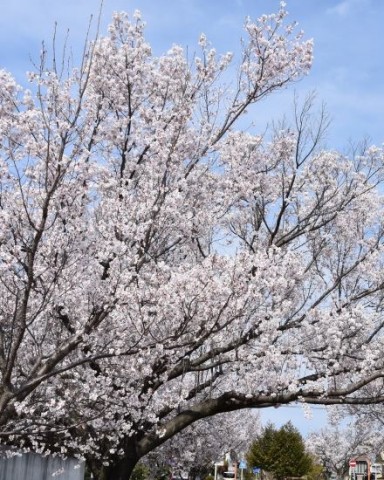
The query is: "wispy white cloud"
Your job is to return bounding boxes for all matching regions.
[326,1,351,16]
[326,0,370,16]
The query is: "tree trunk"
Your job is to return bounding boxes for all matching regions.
[100,443,139,480]
[102,458,137,480]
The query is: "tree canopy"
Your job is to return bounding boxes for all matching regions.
[247,422,313,480]
[143,410,261,480]
[1,3,384,479]
[306,415,384,480]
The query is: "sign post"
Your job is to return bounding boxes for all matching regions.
[239,461,247,480]
[252,467,261,479]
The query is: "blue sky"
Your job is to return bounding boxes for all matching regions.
[260,404,328,437]
[0,0,382,434]
[1,0,383,150]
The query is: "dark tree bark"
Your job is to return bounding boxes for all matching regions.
[101,441,139,480]
[102,457,138,480]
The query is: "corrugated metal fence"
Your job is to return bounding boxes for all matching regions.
[0,450,84,480]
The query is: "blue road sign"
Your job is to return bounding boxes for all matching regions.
[252,467,261,474]
[239,461,247,469]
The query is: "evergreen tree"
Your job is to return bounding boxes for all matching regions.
[247,422,313,480]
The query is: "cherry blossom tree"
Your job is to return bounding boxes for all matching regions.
[1,2,384,479]
[143,410,261,480]
[306,417,383,479]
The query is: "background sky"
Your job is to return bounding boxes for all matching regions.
[0,0,382,435]
[1,0,383,151]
